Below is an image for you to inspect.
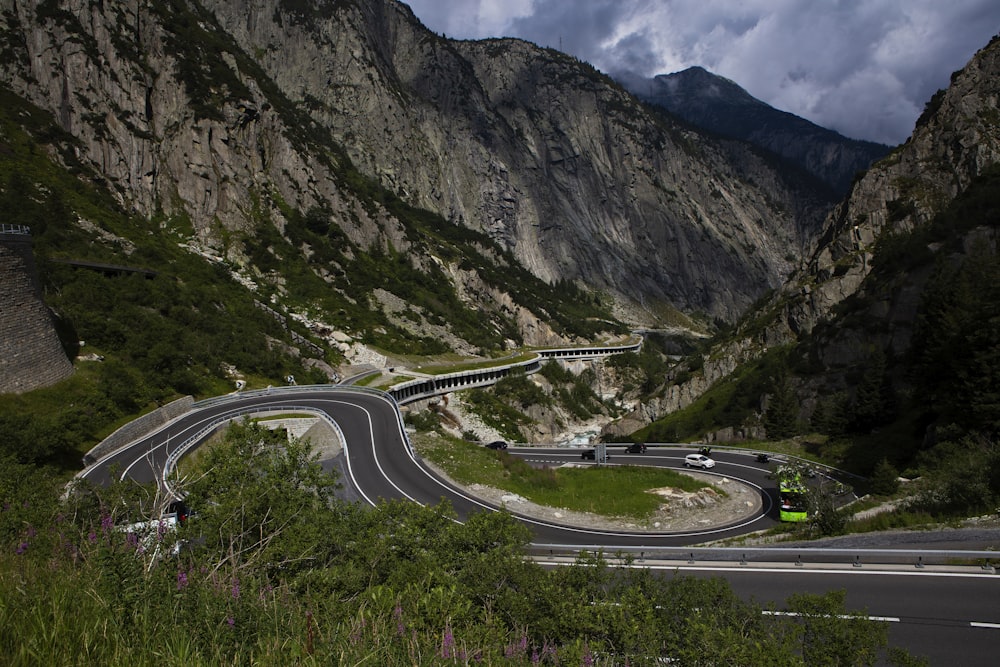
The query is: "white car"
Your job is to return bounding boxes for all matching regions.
[684,453,715,469]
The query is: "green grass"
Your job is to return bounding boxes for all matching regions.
[413,434,715,519]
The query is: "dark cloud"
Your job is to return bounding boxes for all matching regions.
[404,0,1000,145]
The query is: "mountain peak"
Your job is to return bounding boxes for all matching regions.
[653,66,765,107]
[621,66,890,194]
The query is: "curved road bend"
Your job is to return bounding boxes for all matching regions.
[80,389,774,547]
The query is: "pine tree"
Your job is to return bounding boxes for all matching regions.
[764,372,798,439]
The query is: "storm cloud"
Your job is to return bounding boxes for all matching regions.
[403,0,1000,145]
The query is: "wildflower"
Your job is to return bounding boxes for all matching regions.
[177,571,189,590]
[15,541,28,555]
[394,602,405,636]
[439,622,455,659]
[126,531,140,550]
[583,643,594,666]
[230,578,240,599]
[100,514,114,534]
[87,531,97,544]
[226,616,235,627]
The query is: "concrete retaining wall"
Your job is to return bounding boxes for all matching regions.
[83,396,194,466]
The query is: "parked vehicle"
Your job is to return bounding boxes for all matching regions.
[684,453,715,469]
[625,443,647,454]
[485,440,508,450]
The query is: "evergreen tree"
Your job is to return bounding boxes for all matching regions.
[764,371,799,439]
[869,458,901,496]
[851,348,896,433]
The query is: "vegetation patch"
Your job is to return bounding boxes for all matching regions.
[413,434,715,519]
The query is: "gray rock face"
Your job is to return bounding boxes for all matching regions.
[607,36,1000,435]
[0,0,830,329]
[778,35,1000,342]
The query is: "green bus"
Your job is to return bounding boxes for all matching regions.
[777,468,809,522]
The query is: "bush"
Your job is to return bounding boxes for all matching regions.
[869,458,901,496]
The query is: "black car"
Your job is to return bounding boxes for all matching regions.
[625,443,647,454]
[485,440,508,450]
[581,449,610,460]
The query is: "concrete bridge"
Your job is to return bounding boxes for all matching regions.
[388,340,642,405]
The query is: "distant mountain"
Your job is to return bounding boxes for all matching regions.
[620,67,891,195]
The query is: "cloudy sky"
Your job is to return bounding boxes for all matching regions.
[403,0,1000,145]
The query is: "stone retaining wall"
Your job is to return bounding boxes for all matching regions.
[0,232,74,393]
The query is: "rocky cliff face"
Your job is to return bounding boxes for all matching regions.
[621,66,891,196]
[1,0,831,330]
[776,35,1000,342]
[613,36,1000,437]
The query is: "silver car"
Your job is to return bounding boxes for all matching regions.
[684,453,715,469]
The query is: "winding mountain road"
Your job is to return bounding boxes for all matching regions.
[79,385,1000,664]
[80,387,775,547]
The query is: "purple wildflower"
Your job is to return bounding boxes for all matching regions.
[583,643,594,666]
[126,532,139,549]
[100,514,114,535]
[87,531,97,544]
[15,541,28,555]
[177,571,189,590]
[230,579,240,599]
[226,616,235,627]
[440,622,455,659]
[394,602,405,636]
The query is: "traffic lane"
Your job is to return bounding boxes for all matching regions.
[308,395,502,519]
[674,568,1000,667]
[79,405,227,488]
[512,447,774,475]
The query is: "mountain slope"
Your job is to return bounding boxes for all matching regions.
[0,0,835,327]
[621,66,891,195]
[0,0,626,361]
[615,35,1000,468]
